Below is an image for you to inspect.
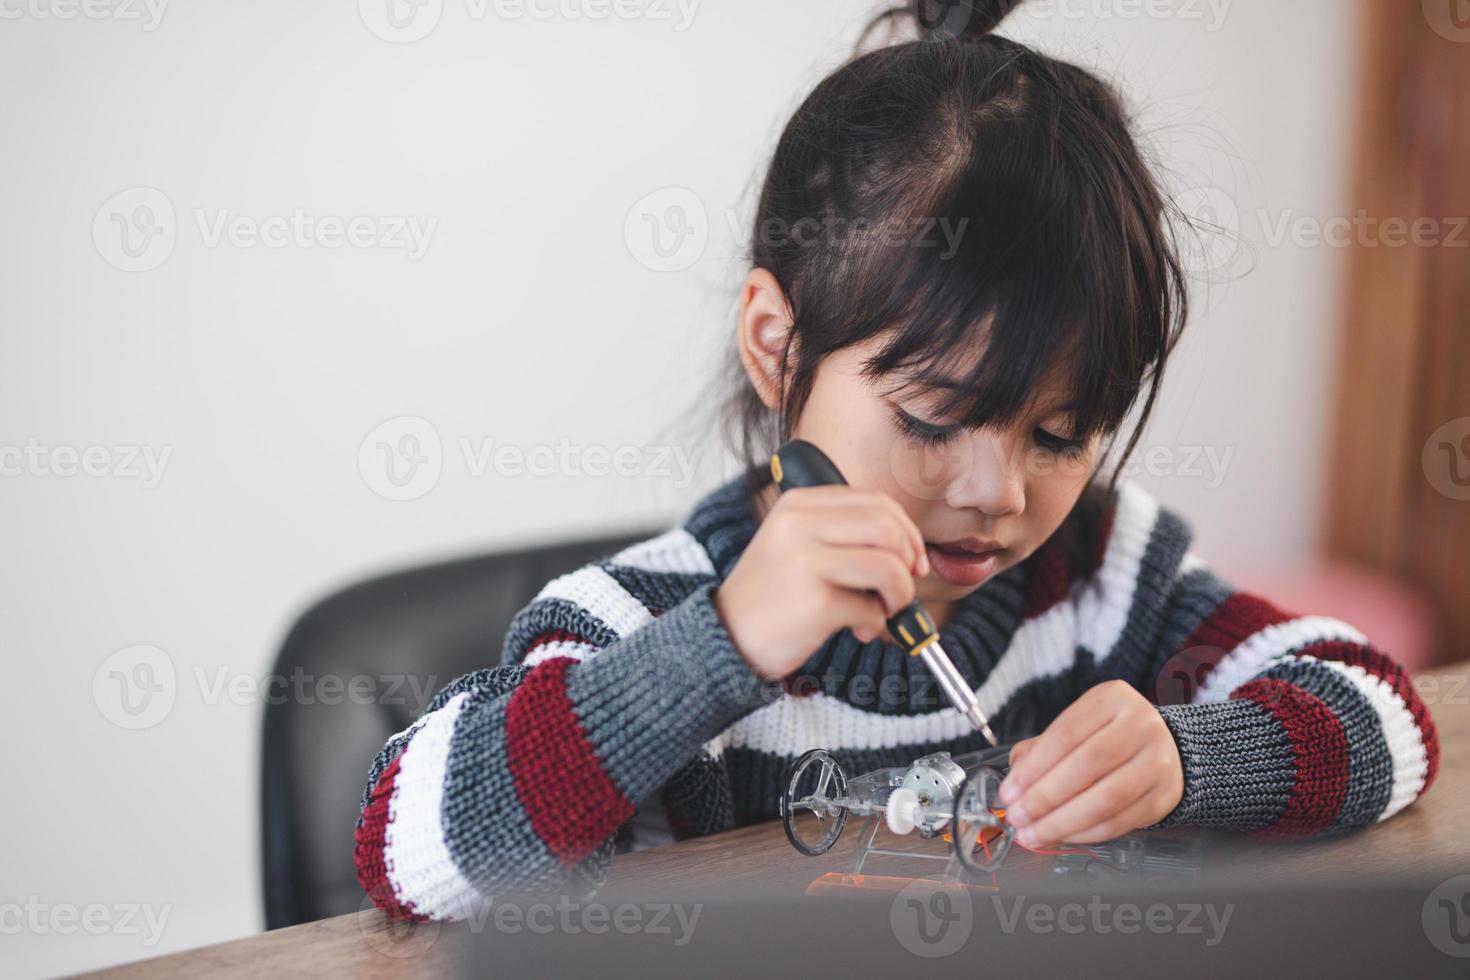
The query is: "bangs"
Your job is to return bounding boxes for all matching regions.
[804,99,1157,441]
[739,31,1188,491]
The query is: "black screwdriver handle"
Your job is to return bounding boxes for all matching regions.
[770,440,940,657]
[771,438,848,490]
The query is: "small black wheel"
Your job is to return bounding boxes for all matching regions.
[780,749,850,856]
[953,767,1013,874]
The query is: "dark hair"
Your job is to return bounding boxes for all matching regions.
[721,0,1191,567]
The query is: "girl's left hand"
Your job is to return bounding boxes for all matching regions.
[997,680,1184,848]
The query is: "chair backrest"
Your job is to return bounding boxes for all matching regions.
[260,530,654,928]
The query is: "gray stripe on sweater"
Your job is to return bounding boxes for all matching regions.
[357,666,529,822]
[1152,698,1294,832]
[501,596,621,664]
[1153,566,1236,661]
[566,581,767,805]
[1100,505,1193,673]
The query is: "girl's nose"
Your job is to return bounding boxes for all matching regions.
[947,433,1026,517]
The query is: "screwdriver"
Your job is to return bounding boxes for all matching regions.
[770,438,1000,747]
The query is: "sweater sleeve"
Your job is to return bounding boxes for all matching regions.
[1100,487,1440,839]
[353,576,762,921]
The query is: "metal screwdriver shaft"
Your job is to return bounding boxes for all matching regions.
[770,439,1000,747]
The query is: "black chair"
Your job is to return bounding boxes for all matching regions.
[260,530,654,928]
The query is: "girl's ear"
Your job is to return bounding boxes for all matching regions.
[737,267,796,411]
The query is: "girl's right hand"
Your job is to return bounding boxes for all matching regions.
[712,485,929,679]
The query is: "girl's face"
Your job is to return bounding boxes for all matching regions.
[771,334,1101,621]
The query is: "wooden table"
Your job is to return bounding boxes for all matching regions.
[80,661,1470,978]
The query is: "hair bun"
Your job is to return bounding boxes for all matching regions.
[911,0,1023,40]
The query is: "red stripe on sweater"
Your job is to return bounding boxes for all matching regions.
[1090,505,1116,579]
[1021,502,1115,618]
[353,754,427,922]
[1235,678,1349,838]
[1294,640,1441,792]
[1183,591,1297,654]
[1165,591,1298,697]
[1022,537,1071,618]
[504,656,635,865]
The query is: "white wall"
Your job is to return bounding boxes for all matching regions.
[0,1,1359,974]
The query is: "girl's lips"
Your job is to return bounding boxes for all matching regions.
[925,541,1003,587]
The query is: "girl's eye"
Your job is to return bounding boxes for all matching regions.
[1034,426,1086,458]
[893,407,962,446]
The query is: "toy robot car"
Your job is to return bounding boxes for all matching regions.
[780,744,1204,882]
[779,744,1015,875]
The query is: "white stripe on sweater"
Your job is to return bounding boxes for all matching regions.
[534,566,653,639]
[1315,658,1429,821]
[718,692,976,754]
[973,599,1077,719]
[1078,481,1160,663]
[1193,616,1367,703]
[610,527,716,576]
[384,692,483,921]
[521,637,601,669]
[707,600,1074,755]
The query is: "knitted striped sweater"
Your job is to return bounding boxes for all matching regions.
[355,473,1440,921]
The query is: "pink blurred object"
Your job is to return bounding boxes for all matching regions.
[1220,560,1437,670]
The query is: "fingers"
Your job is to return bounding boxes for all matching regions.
[813,545,916,618]
[1064,791,1170,845]
[1007,736,1037,767]
[1018,754,1175,847]
[781,487,928,577]
[1002,712,1137,831]
[1000,681,1128,804]
[820,583,889,644]
[1012,747,1154,847]
[809,508,927,578]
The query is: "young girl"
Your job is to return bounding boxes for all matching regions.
[355,0,1438,921]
